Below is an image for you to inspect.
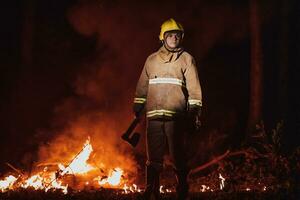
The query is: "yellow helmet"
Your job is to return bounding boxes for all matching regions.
[159,18,184,41]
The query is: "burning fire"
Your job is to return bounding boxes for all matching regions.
[21,172,68,194]
[0,175,18,192]
[1,137,256,195]
[58,138,94,176]
[123,184,141,194]
[96,168,123,187]
[0,137,134,194]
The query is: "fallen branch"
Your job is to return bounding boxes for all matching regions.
[189,150,230,176]
[188,147,269,176]
[228,148,270,158]
[6,162,24,176]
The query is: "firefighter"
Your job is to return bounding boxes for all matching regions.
[133,18,202,200]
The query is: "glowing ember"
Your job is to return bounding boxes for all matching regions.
[59,138,94,175]
[123,183,141,194]
[0,175,18,192]
[159,185,172,193]
[263,186,267,191]
[159,185,164,193]
[219,173,225,190]
[133,184,141,192]
[200,184,210,192]
[123,184,129,194]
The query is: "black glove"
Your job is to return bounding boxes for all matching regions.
[133,103,144,118]
[188,105,201,117]
[187,106,202,132]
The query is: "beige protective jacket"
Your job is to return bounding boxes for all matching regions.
[134,46,202,120]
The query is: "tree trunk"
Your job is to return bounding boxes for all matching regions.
[247,0,263,136]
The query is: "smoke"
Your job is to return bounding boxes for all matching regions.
[66,0,252,59]
[35,55,139,176]
[34,0,278,177]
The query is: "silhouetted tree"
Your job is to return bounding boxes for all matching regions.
[247,0,263,136]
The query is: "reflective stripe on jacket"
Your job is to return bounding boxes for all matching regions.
[134,46,202,120]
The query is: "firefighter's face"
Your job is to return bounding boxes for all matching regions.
[164,31,182,49]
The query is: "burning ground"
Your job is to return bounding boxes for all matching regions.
[0,137,138,194]
[0,122,299,199]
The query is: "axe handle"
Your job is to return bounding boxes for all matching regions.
[123,117,140,138]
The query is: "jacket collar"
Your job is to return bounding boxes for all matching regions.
[158,45,184,63]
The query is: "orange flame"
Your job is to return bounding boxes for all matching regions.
[59,138,94,175]
[96,168,123,187]
[21,169,68,194]
[122,183,141,194]
[0,175,18,192]
[0,137,138,194]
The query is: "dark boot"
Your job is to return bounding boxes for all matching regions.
[175,169,189,200]
[143,165,160,200]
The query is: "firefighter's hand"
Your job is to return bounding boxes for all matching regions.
[187,106,202,133]
[188,105,202,117]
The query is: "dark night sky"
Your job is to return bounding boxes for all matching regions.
[0,0,299,173]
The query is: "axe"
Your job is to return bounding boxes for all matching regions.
[121,116,141,147]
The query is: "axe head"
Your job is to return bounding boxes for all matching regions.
[121,132,140,147]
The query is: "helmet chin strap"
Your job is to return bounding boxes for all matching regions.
[163,41,182,53]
